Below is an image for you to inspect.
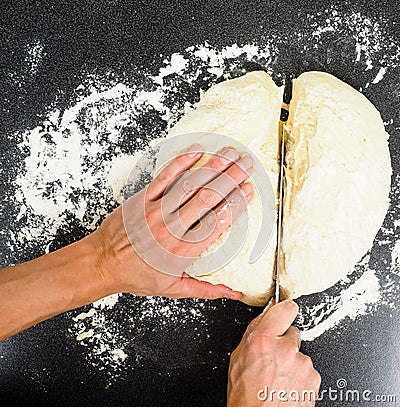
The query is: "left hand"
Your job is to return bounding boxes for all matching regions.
[93,144,254,300]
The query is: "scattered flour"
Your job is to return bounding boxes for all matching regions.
[25,39,45,77]
[93,293,121,310]
[8,39,46,87]
[4,5,400,376]
[68,294,215,381]
[301,269,381,341]
[392,240,400,273]
[308,8,400,72]
[372,66,387,84]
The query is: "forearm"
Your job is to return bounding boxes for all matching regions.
[0,145,250,341]
[0,233,113,341]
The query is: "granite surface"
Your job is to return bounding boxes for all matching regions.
[0,1,399,406]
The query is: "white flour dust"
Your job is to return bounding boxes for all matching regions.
[300,267,381,341]
[309,9,400,72]
[68,294,216,381]
[5,5,400,376]
[392,241,400,272]
[8,39,46,87]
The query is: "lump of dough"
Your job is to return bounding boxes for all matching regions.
[281,71,392,298]
[164,71,284,306]
[155,70,391,306]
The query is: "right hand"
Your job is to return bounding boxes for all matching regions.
[227,300,321,406]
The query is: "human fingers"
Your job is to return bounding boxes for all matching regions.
[254,299,299,337]
[183,183,254,254]
[169,275,243,300]
[146,144,203,200]
[178,155,254,229]
[161,147,240,213]
[297,353,321,388]
[283,326,302,350]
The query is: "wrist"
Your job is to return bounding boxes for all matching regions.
[78,230,121,297]
[88,209,141,294]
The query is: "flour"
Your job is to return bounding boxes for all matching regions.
[93,293,121,310]
[25,39,45,77]
[301,269,381,341]
[392,241,400,273]
[309,8,400,72]
[6,5,400,376]
[372,67,387,84]
[8,39,46,88]
[68,294,215,382]
[153,53,188,85]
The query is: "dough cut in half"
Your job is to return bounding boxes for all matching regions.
[282,72,391,298]
[159,70,391,306]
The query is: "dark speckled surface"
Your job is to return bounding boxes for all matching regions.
[1,1,399,406]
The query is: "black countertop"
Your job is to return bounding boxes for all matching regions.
[1,1,399,406]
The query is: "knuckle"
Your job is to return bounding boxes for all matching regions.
[228,355,241,377]
[154,169,169,187]
[301,354,314,369]
[198,188,218,206]
[288,326,301,344]
[285,341,300,357]
[248,318,258,330]
[247,332,272,351]
[229,163,247,181]
[208,158,223,171]
[153,222,170,240]
[229,350,237,363]
[169,243,188,257]
[180,178,193,194]
[277,344,298,368]
[291,326,301,335]
[314,370,322,385]
[248,314,262,330]
[175,152,189,167]
[304,355,313,365]
[145,206,159,225]
[241,322,256,341]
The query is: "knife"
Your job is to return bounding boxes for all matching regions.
[275,116,287,303]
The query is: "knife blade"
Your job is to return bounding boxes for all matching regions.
[275,121,286,303]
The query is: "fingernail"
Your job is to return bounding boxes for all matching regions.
[224,288,242,300]
[184,143,202,157]
[219,148,239,165]
[262,298,275,314]
[224,294,241,300]
[245,189,253,199]
[243,183,254,198]
[182,179,193,193]
[283,299,299,311]
[239,155,254,171]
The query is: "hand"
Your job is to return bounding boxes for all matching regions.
[227,300,321,406]
[94,144,255,300]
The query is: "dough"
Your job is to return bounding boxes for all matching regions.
[159,70,391,306]
[164,71,283,306]
[281,71,392,298]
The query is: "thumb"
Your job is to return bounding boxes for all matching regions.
[176,275,243,300]
[254,299,299,337]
